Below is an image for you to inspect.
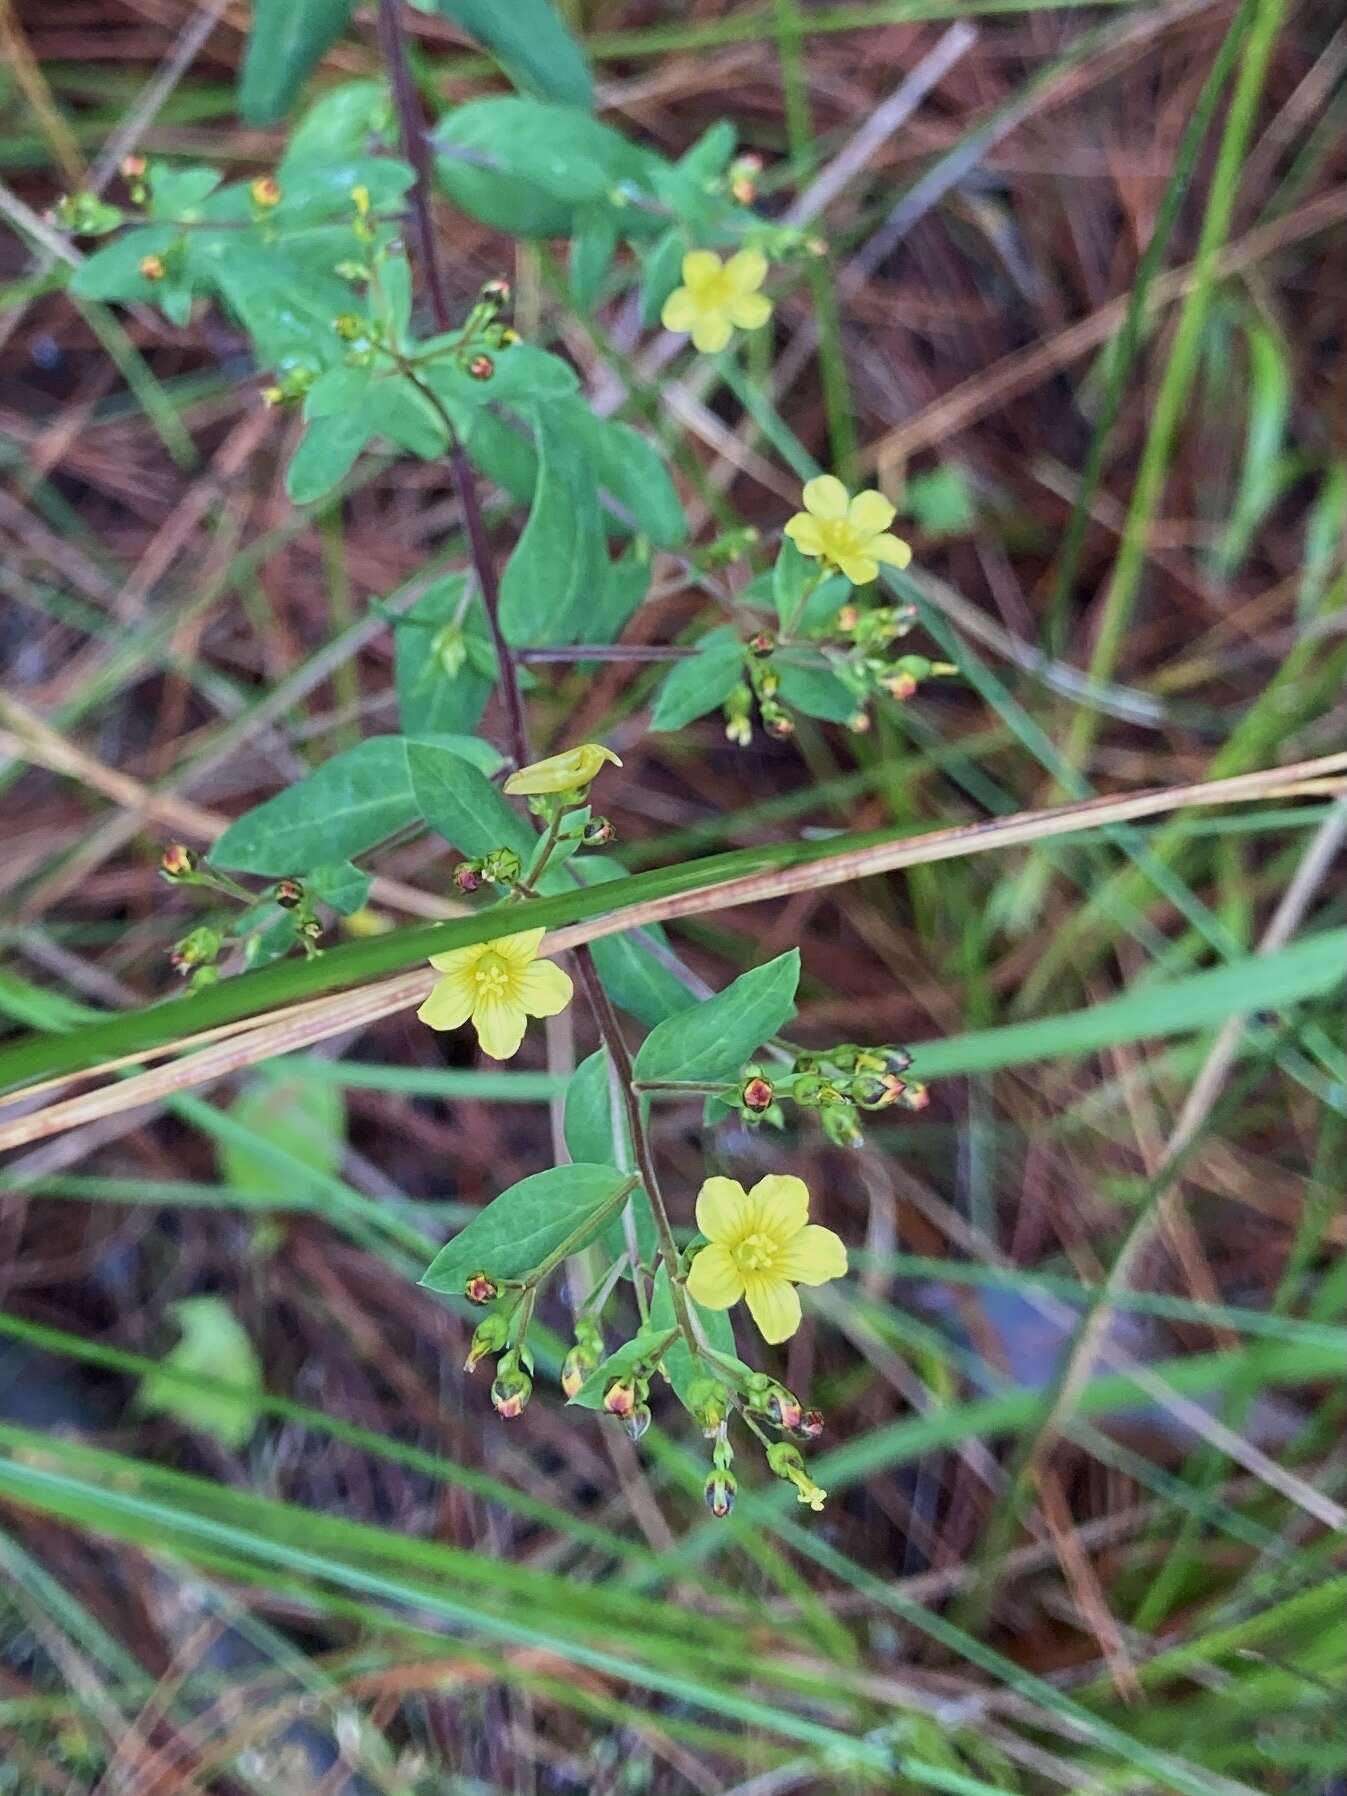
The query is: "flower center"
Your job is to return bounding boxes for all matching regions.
[817,518,864,563]
[733,1231,780,1274]
[472,952,513,999]
[691,270,736,312]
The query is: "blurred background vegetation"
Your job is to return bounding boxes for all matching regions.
[1,0,1346,1791]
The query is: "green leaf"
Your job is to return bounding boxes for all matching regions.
[772,536,809,625]
[904,464,975,538]
[146,166,223,219]
[137,1297,263,1449]
[211,736,502,875]
[395,576,494,737]
[586,550,651,647]
[563,1049,656,1265]
[240,0,356,123]
[500,405,606,645]
[285,80,392,163]
[406,741,534,861]
[775,659,860,723]
[649,627,745,731]
[365,377,449,460]
[420,1164,631,1291]
[570,205,620,308]
[434,98,657,238]
[418,0,593,108]
[308,861,373,916]
[634,949,799,1086]
[286,406,378,505]
[416,338,579,408]
[572,863,696,1029]
[650,1265,744,1411]
[218,1075,345,1198]
[640,228,685,327]
[568,1325,677,1410]
[568,405,687,548]
[70,227,179,303]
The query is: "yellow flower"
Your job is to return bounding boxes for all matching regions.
[503,743,621,797]
[783,475,912,585]
[417,928,572,1061]
[685,1174,847,1344]
[661,249,772,355]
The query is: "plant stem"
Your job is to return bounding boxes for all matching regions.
[376,0,694,1353]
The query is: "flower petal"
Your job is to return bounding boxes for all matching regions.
[835,552,879,586]
[472,996,527,1061]
[783,512,826,557]
[870,532,912,569]
[746,1173,810,1244]
[417,973,474,1031]
[686,1242,745,1309]
[802,475,848,521]
[428,943,477,974]
[493,928,546,969]
[661,287,696,334]
[724,247,767,295]
[681,249,723,290]
[690,313,733,354]
[695,1176,753,1245]
[847,489,896,536]
[518,957,573,1019]
[744,1275,802,1344]
[777,1223,848,1286]
[727,291,772,331]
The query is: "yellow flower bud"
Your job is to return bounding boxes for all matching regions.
[503,743,622,797]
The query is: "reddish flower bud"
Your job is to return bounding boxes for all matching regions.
[274,878,304,910]
[561,1343,598,1398]
[468,354,495,381]
[899,1080,930,1111]
[464,1272,498,1306]
[159,843,197,880]
[139,255,166,282]
[747,630,776,657]
[480,277,511,304]
[120,154,147,180]
[249,175,281,208]
[603,1378,637,1418]
[704,1469,737,1517]
[763,708,794,740]
[491,1362,532,1419]
[582,817,616,848]
[795,1408,825,1440]
[453,861,483,895]
[741,1075,774,1113]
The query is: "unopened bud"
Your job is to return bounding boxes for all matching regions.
[686,1377,728,1435]
[464,1311,509,1372]
[899,1080,929,1111]
[753,1381,803,1432]
[561,1342,599,1398]
[481,277,511,305]
[884,671,919,701]
[837,604,859,632]
[453,861,483,895]
[169,926,220,973]
[820,1102,864,1148]
[795,1407,825,1440]
[468,354,495,381]
[582,816,616,848]
[159,843,198,880]
[260,385,285,407]
[725,713,752,747]
[249,175,281,208]
[704,1469,737,1517]
[464,1272,498,1305]
[491,1360,533,1418]
[139,255,166,282]
[741,1074,774,1113]
[848,710,871,733]
[882,1045,913,1074]
[762,707,794,740]
[480,847,522,886]
[274,878,304,910]
[603,1377,638,1418]
[298,916,323,942]
[851,1072,905,1111]
[747,630,776,657]
[332,314,364,340]
[120,154,147,180]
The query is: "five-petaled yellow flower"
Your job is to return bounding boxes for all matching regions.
[784,475,912,586]
[686,1174,847,1344]
[418,928,572,1061]
[661,249,772,355]
[503,744,621,797]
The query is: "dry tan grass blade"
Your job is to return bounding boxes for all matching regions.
[2,748,1344,1154]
